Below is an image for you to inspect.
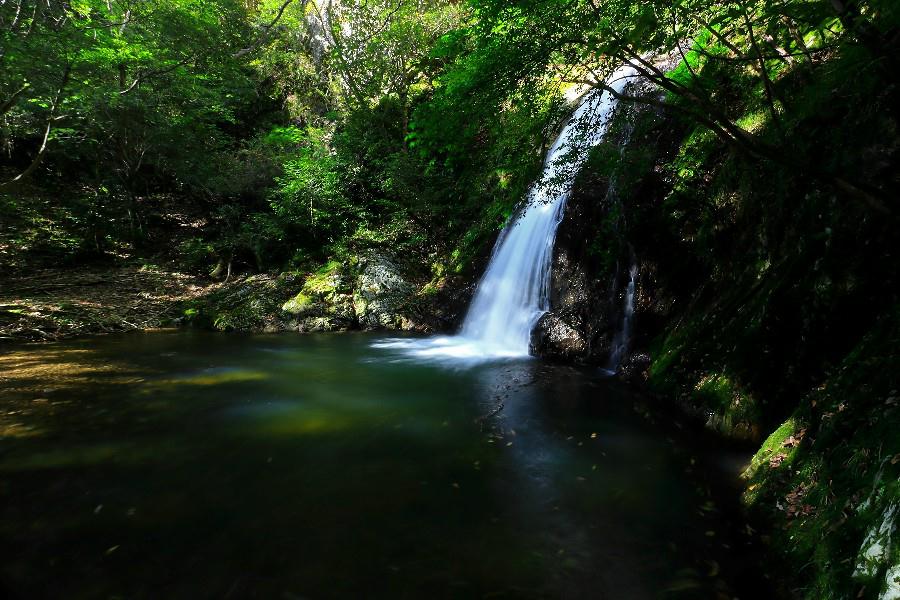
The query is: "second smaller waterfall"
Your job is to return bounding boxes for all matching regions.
[605,260,638,374]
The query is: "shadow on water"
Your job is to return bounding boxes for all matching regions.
[0,331,773,599]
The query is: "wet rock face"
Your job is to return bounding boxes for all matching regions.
[529,312,588,360]
[527,157,623,363]
[619,352,651,382]
[530,83,678,367]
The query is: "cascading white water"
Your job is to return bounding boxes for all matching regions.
[375,65,637,362]
[606,260,638,373]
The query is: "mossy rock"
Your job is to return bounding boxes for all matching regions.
[281,260,353,320]
[281,292,316,316]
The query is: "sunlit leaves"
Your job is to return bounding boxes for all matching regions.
[0,0,266,191]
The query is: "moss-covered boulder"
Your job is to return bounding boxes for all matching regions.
[278,253,421,331]
[183,273,307,332]
[281,260,356,331]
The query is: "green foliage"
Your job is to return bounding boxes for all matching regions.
[273,129,348,227]
[743,306,900,599]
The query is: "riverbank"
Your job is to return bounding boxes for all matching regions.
[0,265,212,342]
[0,254,474,343]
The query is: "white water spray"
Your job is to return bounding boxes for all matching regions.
[375,65,638,362]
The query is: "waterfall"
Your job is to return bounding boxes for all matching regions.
[375,65,637,362]
[605,258,637,373]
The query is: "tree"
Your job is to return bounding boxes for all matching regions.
[310,0,464,135]
[421,0,896,213]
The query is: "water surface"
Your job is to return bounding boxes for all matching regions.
[0,331,768,598]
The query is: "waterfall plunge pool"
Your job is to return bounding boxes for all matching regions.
[0,331,772,598]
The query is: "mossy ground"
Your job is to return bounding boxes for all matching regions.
[742,305,900,599]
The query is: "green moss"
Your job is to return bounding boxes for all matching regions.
[279,259,352,317]
[740,305,900,599]
[420,280,442,296]
[743,417,798,486]
[303,260,344,294]
[693,372,760,437]
[183,273,306,332]
[694,372,734,407]
[282,292,314,315]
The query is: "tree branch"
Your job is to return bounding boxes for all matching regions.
[0,64,70,189]
[0,82,29,117]
[119,57,191,94]
[739,4,786,136]
[233,0,298,59]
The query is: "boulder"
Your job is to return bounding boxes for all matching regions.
[530,312,588,360]
[281,260,356,330]
[352,254,415,329]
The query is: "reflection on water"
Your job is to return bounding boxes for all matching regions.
[0,331,769,598]
[371,335,532,362]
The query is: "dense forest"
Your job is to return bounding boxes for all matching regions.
[1,0,897,277]
[1,0,899,597]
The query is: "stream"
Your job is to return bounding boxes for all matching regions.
[0,331,771,598]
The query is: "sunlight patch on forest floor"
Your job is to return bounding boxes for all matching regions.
[0,265,270,342]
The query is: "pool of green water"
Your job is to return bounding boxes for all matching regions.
[0,331,770,598]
